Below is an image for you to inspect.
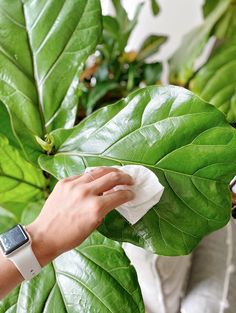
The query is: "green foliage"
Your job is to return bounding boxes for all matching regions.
[190,41,236,123]
[39,86,236,256]
[203,0,236,40]
[0,135,46,206]
[150,0,160,16]
[0,0,235,310]
[79,0,166,116]
[169,0,229,85]
[0,0,102,162]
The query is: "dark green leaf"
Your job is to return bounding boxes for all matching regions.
[54,231,144,313]
[151,0,160,16]
[110,0,143,53]
[0,286,19,313]
[102,15,120,41]
[0,135,46,205]
[39,86,236,256]
[86,81,119,115]
[111,0,128,26]
[203,0,236,40]
[13,233,144,312]
[0,0,102,162]
[0,102,20,150]
[203,0,223,17]
[144,62,163,85]
[169,0,229,85]
[213,4,236,40]
[138,35,167,61]
[190,42,236,123]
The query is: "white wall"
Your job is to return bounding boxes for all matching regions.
[101,0,204,61]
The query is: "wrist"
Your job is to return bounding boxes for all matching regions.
[26,223,57,267]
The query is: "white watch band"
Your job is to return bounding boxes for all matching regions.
[8,237,42,281]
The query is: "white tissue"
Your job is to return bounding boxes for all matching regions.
[85,165,164,225]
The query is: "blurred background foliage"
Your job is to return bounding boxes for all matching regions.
[77,0,167,118]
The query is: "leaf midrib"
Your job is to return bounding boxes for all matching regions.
[78,247,142,313]
[21,1,46,134]
[55,270,114,313]
[0,173,44,191]
[55,151,226,184]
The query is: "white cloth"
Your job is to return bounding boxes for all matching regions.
[85,165,164,225]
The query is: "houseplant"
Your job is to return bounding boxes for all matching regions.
[0,0,235,311]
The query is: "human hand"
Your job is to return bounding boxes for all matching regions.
[26,167,134,266]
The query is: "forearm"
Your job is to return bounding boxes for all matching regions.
[0,252,23,300]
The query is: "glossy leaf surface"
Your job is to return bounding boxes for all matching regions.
[6,235,144,313]
[0,0,101,161]
[190,42,236,123]
[168,0,229,85]
[39,86,236,256]
[0,135,46,205]
[0,205,144,313]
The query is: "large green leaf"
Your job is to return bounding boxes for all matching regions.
[6,234,144,313]
[0,135,46,205]
[0,0,102,161]
[190,42,236,123]
[39,86,236,256]
[0,205,144,313]
[168,0,229,85]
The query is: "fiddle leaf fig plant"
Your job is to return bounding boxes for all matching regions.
[39,86,236,256]
[0,0,236,311]
[0,0,102,163]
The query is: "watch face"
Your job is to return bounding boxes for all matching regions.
[0,225,29,255]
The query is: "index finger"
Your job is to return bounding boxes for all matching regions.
[99,190,135,216]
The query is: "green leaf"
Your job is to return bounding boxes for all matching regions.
[0,135,46,205]
[151,0,160,16]
[143,62,163,85]
[0,102,20,150]
[190,42,236,123]
[213,3,236,40]
[110,0,143,53]
[203,0,236,40]
[138,35,167,61]
[0,206,17,233]
[111,0,128,26]
[0,0,102,161]
[168,0,229,85]
[39,86,236,256]
[102,15,120,41]
[0,286,19,313]
[10,233,144,312]
[203,0,223,17]
[85,81,119,115]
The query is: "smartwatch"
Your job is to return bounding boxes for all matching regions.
[0,224,41,280]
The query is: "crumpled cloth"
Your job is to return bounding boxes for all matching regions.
[85,165,164,225]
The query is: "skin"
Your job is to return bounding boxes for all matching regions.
[0,167,135,300]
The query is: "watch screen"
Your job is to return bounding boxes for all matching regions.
[0,225,29,255]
